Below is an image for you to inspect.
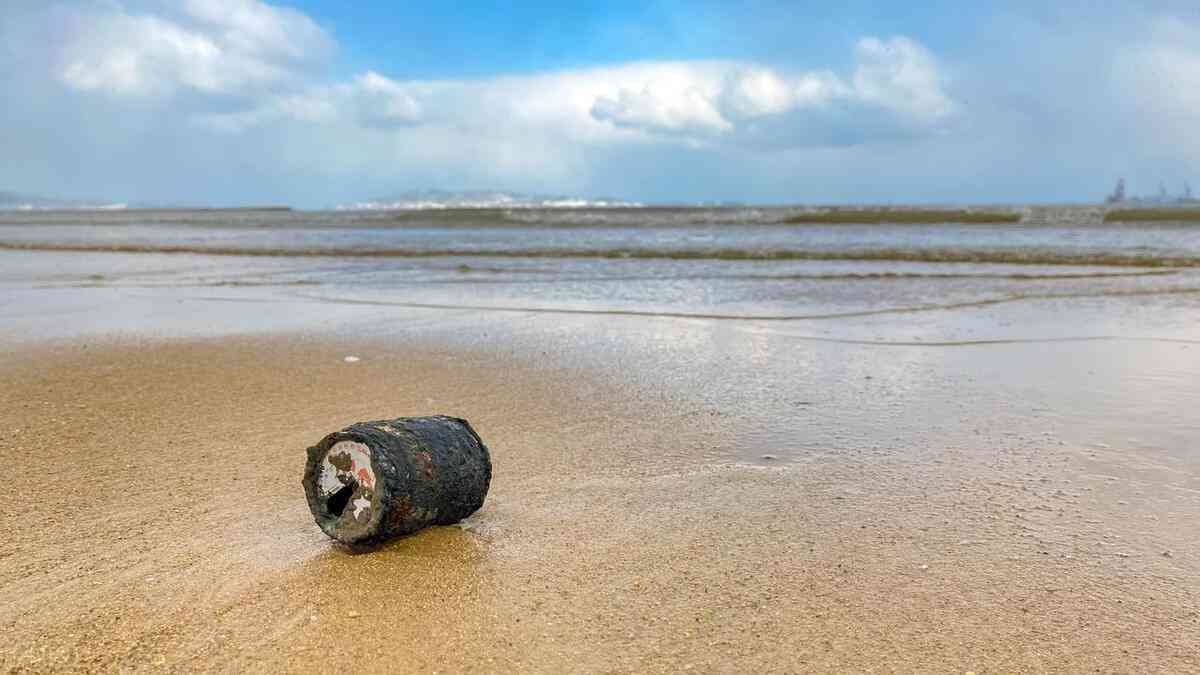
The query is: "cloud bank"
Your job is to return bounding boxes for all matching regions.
[2,1,1199,206]
[68,3,955,150]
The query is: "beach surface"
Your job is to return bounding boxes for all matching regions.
[1,210,1199,672]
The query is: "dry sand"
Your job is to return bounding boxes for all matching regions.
[1,335,1196,673]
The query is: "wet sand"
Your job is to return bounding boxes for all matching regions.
[2,334,1197,672]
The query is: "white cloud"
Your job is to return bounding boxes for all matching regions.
[852,37,956,121]
[181,0,330,64]
[199,44,956,152]
[57,0,332,97]
[720,68,837,119]
[350,71,426,128]
[586,38,954,142]
[588,63,734,135]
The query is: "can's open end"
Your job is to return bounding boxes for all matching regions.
[312,439,380,543]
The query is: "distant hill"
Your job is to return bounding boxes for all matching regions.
[336,189,641,210]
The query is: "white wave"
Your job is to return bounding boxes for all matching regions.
[336,190,642,211]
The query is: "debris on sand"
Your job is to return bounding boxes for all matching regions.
[302,416,492,547]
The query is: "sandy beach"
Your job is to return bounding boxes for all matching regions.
[2,334,1197,671]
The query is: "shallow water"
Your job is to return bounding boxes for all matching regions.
[1,207,1198,470]
[3,206,1200,266]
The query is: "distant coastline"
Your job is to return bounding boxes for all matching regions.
[0,205,293,213]
[7,183,1200,224]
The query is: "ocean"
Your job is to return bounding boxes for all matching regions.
[3,206,1200,266]
[2,206,1200,325]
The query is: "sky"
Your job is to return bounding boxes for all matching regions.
[2,1,1200,207]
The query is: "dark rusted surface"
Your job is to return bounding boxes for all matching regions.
[302,415,491,546]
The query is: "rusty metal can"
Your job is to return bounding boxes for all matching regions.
[302,415,492,546]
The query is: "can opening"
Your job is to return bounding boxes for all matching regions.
[316,439,377,531]
[325,480,357,518]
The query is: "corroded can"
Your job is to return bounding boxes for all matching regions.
[302,416,492,546]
